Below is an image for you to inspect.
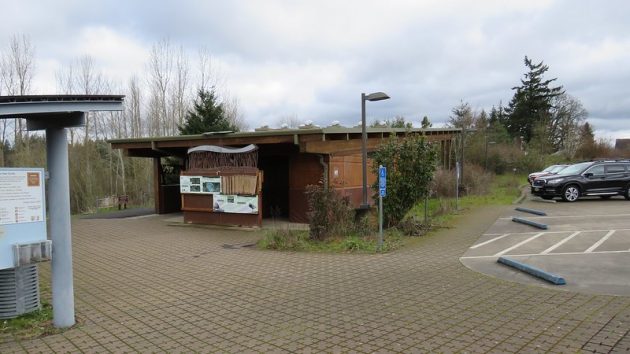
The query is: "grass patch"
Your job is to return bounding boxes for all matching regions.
[408,173,525,227]
[258,228,404,253]
[259,173,525,254]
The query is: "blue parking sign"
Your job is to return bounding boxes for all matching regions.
[379,165,386,197]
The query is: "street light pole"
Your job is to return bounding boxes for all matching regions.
[360,92,390,209]
[361,93,368,208]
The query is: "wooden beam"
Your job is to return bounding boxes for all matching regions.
[300,138,385,154]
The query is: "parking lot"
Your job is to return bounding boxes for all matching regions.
[461,197,630,296]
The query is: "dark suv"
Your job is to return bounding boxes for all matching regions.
[531,160,630,202]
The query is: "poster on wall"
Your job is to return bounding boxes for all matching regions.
[0,169,45,225]
[0,168,47,270]
[201,177,221,193]
[213,194,258,214]
[181,176,221,194]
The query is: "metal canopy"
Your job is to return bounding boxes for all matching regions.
[0,94,124,328]
[0,95,124,130]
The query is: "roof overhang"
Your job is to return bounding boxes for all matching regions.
[109,127,461,158]
[0,95,124,130]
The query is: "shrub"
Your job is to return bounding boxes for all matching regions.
[462,164,494,195]
[371,134,438,227]
[258,229,309,250]
[431,168,456,198]
[305,183,355,241]
[431,164,494,197]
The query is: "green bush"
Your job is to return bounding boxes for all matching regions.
[371,135,438,227]
[305,183,355,240]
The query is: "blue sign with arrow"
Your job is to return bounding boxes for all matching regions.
[379,165,386,197]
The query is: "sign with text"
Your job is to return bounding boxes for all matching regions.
[379,165,387,197]
[0,168,47,270]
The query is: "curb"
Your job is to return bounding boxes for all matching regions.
[497,256,566,285]
[515,207,547,216]
[531,197,557,203]
[512,217,548,230]
[512,184,529,205]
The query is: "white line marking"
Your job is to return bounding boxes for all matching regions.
[482,228,630,237]
[498,214,630,220]
[470,234,510,249]
[585,230,616,253]
[494,232,545,257]
[540,231,581,255]
[460,249,630,260]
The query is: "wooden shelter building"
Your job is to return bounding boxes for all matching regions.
[110,126,460,226]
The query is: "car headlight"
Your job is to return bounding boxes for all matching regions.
[546,178,565,186]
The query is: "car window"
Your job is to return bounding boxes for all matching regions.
[550,165,566,173]
[606,164,627,174]
[542,165,556,172]
[558,162,592,175]
[585,165,605,176]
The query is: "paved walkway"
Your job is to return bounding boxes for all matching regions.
[1,205,629,353]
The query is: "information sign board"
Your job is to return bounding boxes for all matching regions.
[0,168,47,270]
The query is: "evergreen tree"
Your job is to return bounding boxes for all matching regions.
[388,116,413,129]
[504,56,564,142]
[178,88,238,135]
[421,116,432,128]
[448,101,474,130]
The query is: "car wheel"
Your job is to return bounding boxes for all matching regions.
[541,196,554,200]
[625,185,630,201]
[562,185,580,202]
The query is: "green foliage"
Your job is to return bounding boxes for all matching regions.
[503,56,564,142]
[408,173,524,227]
[2,137,152,214]
[305,183,356,240]
[421,116,432,128]
[178,88,238,135]
[388,116,413,129]
[371,135,438,227]
[258,227,404,253]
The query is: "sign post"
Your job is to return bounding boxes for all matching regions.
[378,165,386,251]
[455,161,460,211]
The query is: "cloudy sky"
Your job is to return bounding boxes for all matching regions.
[2,0,629,140]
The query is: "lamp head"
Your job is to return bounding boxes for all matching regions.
[364,92,390,102]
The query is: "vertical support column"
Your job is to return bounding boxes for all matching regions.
[153,157,162,214]
[360,93,368,208]
[46,127,75,328]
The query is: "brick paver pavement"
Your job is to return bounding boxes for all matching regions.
[1,206,629,353]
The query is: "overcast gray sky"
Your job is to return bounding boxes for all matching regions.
[2,0,629,140]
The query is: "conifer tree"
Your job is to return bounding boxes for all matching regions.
[504,56,564,142]
[178,88,238,135]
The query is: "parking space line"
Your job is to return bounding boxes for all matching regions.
[460,249,630,260]
[470,234,510,249]
[540,231,581,255]
[585,230,616,253]
[499,214,630,220]
[482,228,630,237]
[493,232,545,257]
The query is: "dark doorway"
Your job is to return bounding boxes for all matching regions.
[258,154,290,218]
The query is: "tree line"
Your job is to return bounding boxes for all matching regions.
[0,33,244,213]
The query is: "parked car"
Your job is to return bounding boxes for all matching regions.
[531,160,630,202]
[528,164,569,185]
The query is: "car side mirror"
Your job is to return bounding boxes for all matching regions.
[584,172,593,178]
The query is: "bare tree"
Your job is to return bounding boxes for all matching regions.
[276,114,301,129]
[147,39,173,136]
[171,45,190,133]
[550,93,588,155]
[1,34,35,144]
[127,75,143,138]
